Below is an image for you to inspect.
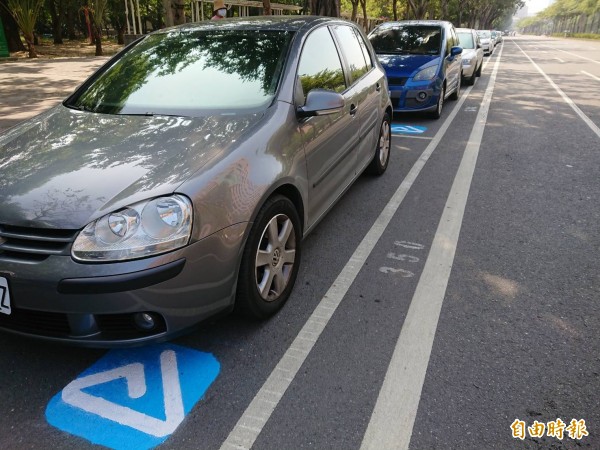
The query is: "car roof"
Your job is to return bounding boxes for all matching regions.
[153,16,352,35]
[456,28,475,32]
[377,20,450,27]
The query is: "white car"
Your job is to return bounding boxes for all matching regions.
[457,28,484,85]
[476,30,493,56]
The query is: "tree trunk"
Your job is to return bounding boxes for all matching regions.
[24,32,37,57]
[94,26,102,56]
[173,0,185,25]
[0,1,26,52]
[46,0,64,44]
[350,0,358,22]
[440,0,447,20]
[392,0,397,21]
[262,0,271,15]
[117,24,125,45]
[310,0,340,17]
[66,0,76,39]
[360,0,367,32]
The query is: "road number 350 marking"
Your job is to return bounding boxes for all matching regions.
[379,241,425,278]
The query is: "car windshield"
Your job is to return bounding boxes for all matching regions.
[457,32,474,49]
[369,25,442,55]
[477,31,491,38]
[66,29,294,116]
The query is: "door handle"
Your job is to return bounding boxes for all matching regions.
[349,104,358,116]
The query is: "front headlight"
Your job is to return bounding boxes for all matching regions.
[72,194,193,262]
[462,58,472,65]
[413,65,437,81]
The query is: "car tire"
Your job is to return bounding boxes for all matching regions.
[235,195,302,319]
[430,85,445,119]
[450,76,460,100]
[466,70,476,86]
[476,62,482,77]
[366,113,391,175]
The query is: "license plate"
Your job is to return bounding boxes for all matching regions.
[0,277,11,315]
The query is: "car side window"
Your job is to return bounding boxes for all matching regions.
[297,27,346,103]
[354,28,373,69]
[332,25,370,84]
[445,27,452,55]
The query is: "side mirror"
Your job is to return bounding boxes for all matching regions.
[451,46,463,57]
[297,89,345,118]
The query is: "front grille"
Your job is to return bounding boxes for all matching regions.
[0,308,167,341]
[97,314,167,339]
[0,308,71,337]
[388,77,408,86]
[0,224,78,262]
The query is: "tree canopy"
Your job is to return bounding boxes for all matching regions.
[1,0,535,58]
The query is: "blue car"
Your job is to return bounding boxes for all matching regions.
[368,20,463,119]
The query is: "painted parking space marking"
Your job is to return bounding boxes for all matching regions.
[581,70,600,82]
[391,124,427,135]
[46,344,219,450]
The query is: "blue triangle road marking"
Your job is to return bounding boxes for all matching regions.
[46,343,220,450]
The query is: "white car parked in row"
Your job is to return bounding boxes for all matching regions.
[476,30,493,56]
[456,28,484,85]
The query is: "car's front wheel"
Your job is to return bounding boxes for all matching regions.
[235,195,301,319]
[430,85,445,119]
[367,113,391,175]
[466,69,476,86]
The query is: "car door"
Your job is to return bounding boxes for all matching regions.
[444,25,460,92]
[331,24,383,173]
[296,26,360,224]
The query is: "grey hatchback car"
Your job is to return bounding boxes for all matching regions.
[0,17,392,346]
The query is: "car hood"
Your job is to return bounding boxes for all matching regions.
[376,53,440,78]
[461,48,477,59]
[0,105,263,229]
[479,38,490,44]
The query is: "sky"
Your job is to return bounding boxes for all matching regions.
[526,0,554,15]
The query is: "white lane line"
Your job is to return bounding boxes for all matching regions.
[582,70,600,82]
[514,41,600,140]
[359,40,505,450]
[540,44,600,65]
[555,57,565,63]
[219,80,480,450]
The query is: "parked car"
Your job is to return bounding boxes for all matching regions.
[456,28,483,85]
[476,30,493,55]
[368,20,463,119]
[491,30,502,45]
[0,17,392,346]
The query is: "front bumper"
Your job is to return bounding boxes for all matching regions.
[0,223,246,346]
[388,81,441,113]
[462,62,476,78]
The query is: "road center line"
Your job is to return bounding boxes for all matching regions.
[514,41,600,140]
[359,41,504,450]
[220,74,479,450]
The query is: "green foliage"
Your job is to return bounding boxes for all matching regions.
[5,0,43,38]
[90,0,107,28]
[519,0,600,35]
[551,32,600,39]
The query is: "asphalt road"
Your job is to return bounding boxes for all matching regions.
[0,35,598,450]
